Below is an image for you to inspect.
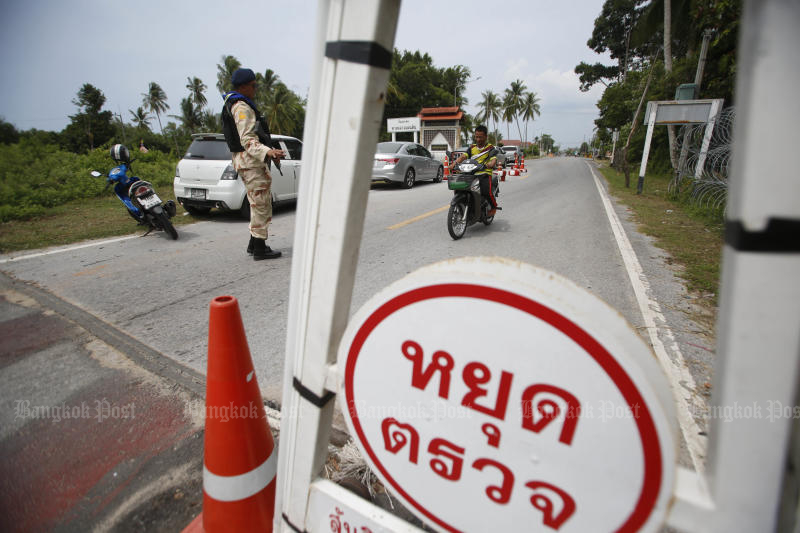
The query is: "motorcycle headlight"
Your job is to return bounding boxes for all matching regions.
[459,163,477,172]
[221,165,238,180]
[470,179,480,192]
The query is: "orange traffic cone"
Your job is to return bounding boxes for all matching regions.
[520,155,526,171]
[183,295,277,533]
[513,153,519,170]
[443,158,450,180]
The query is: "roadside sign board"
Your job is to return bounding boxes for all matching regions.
[338,257,676,532]
[387,117,421,133]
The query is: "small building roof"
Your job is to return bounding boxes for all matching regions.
[418,106,463,121]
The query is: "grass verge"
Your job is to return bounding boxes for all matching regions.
[0,188,200,254]
[598,164,724,308]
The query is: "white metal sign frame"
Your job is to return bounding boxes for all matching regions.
[637,99,723,193]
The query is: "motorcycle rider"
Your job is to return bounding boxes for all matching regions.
[450,125,500,216]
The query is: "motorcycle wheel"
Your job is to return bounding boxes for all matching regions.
[157,212,179,240]
[483,213,494,226]
[447,201,468,240]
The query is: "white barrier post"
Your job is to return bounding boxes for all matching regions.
[703,1,800,531]
[273,1,401,531]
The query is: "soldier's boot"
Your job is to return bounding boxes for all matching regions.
[246,235,256,255]
[253,239,281,260]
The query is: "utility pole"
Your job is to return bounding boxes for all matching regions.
[675,28,715,191]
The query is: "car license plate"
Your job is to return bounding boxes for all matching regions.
[191,188,206,199]
[139,194,161,209]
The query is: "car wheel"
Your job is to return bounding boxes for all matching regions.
[434,166,443,183]
[402,167,415,189]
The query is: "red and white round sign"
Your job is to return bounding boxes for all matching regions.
[339,258,676,533]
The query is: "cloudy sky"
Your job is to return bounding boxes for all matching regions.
[0,0,609,148]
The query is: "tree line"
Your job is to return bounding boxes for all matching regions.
[0,54,307,156]
[576,0,740,178]
[381,50,546,153]
[1,49,550,158]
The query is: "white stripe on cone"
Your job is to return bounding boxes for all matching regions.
[203,449,277,502]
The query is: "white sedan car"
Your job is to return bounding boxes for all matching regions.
[173,133,302,217]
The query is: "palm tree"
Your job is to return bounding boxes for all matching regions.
[520,91,541,148]
[201,110,222,133]
[170,97,203,133]
[477,90,501,139]
[255,69,281,111]
[504,79,527,142]
[264,84,303,135]
[142,82,169,135]
[129,106,151,130]
[186,76,207,107]
[216,55,241,95]
[501,92,516,140]
[262,69,280,93]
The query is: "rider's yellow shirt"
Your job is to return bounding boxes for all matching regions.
[466,144,497,176]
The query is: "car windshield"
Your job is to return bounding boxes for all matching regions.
[184,139,231,160]
[376,142,404,154]
[503,147,516,152]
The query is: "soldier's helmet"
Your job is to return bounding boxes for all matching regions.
[110,144,131,164]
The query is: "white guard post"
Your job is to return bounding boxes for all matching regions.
[274,1,403,532]
[703,0,800,531]
[666,1,800,532]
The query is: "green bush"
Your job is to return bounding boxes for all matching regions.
[0,141,179,222]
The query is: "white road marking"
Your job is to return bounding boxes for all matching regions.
[586,162,708,478]
[0,235,139,264]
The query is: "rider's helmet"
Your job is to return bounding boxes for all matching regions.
[110,144,131,164]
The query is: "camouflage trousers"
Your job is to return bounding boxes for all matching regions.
[239,167,272,240]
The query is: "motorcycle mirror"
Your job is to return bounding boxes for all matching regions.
[90,171,102,177]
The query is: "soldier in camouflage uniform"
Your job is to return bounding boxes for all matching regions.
[222,68,285,260]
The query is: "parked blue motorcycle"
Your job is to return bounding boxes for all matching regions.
[91,144,178,240]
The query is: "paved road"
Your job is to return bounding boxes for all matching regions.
[0,156,715,422]
[0,157,716,528]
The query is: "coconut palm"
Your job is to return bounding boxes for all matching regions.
[201,110,222,133]
[254,69,282,111]
[141,82,169,135]
[186,76,207,107]
[262,69,280,93]
[216,55,241,95]
[501,92,516,140]
[129,106,151,130]
[264,84,303,135]
[520,91,541,147]
[504,79,527,142]
[477,90,501,139]
[170,97,203,133]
